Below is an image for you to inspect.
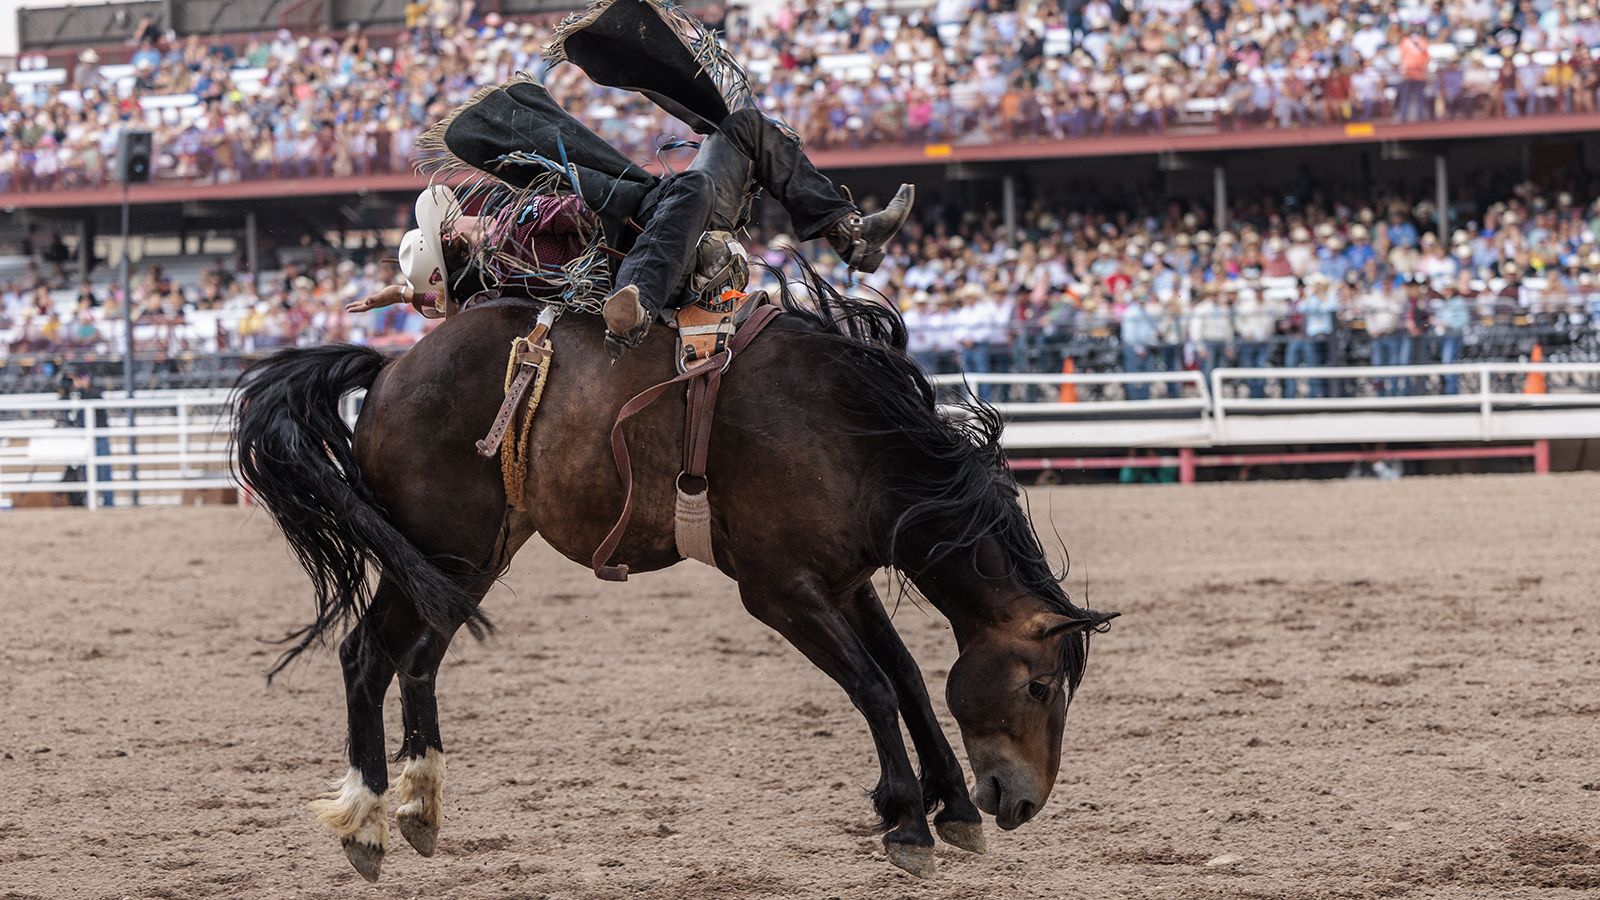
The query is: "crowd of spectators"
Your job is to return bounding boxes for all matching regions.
[9,177,1600,403]
[7,0,1600,190]
[802,175,1600,399]
[0,241,409,362]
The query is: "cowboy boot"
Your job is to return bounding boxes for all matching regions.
[824,183,915,274]
[602,284,649,360]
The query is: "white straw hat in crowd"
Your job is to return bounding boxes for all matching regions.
[1195,230,1212,244]
[1290,226,1310,242]
[79,48,99,64]
[1453,243,1472,259]
[1314,222,1335,238]
[1349,223,1370,240]
[399,185,463,307]
[1452,229,1469,244]
[1217,232,1236,246]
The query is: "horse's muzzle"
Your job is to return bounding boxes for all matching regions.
[971,767,1048,830]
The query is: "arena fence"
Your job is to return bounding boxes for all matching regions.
[933,361,1600,482]
[5,362,1600,507]
[0,390,235,509]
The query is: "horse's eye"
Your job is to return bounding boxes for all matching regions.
[1027,679,1051,702]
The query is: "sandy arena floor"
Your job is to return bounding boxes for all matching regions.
[2,473,1599,900]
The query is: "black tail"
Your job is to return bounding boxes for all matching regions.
[234,344,489,678]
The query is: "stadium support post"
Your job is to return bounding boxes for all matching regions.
[246,211,259,286]
[1213,165,1227,232]
[1002,175,1017,247]
[120,182,139,506]
[1435,154,1449,237]
[121,182,133,399]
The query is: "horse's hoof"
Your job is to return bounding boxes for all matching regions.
[884,841,937,879]
[936,819,987,854]
[397,814,439,858]
[342,839,384,882]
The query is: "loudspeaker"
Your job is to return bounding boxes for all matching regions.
[115,129,152,183]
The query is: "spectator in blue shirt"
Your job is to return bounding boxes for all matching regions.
[1345,223,1378,270]
[1285,273,1340,398]
[1434,280,1471,394]
[1119,292,1160,400]
[1385,208,1420,249]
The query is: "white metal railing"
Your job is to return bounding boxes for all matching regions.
[930,362,1600,448]
[1210,362,1600,445]
[6,363,1600,509]
[0,390,236,510]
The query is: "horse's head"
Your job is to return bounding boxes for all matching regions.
[945,607,1116,830]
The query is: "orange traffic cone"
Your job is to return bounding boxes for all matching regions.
[1526,344,1546,394]
[1059,357,1078,403]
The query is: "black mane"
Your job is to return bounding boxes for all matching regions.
[764,258,1099,695]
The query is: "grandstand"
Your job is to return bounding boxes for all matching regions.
[4,0,1600,500]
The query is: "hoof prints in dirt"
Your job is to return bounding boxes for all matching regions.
[1380,833,1600,893]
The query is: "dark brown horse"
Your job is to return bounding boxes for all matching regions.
[234,277,1115,881]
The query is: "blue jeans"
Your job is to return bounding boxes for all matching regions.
[1199,341,1230,393]
[1283,338,1327,398]
[1370,332,1411,395]
[1122,345,1153,400]
[1438,333,1464,394]
[1398,79,1430,121]
[911,350,942,376]
[1237,341,1273,398]
[962,343,1010,402]
[94,436,113,507]
[1159,343,1183,398]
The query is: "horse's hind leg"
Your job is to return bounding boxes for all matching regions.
[391,627,459,858]
[842,584,986,854]
[309,577,428,882]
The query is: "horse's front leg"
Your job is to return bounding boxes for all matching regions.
[842,583,986,855]
[309,578,428,883]
[391,627,460,858]
[738,573,938,878]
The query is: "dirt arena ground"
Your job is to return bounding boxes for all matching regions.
[3,473,1599,900]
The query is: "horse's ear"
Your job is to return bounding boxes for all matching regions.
[1029,613,1098,639]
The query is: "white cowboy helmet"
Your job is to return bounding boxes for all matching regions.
[399,185,463,308]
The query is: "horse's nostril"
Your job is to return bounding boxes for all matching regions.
[1015,800,1037,823]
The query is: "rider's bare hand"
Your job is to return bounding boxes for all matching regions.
[347,284,408,313]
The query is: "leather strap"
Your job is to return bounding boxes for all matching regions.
[683,302,780,477]
[591,301,782,581]
[477,322,551,458]
[478,363,538,458]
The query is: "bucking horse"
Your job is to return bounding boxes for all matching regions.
[233,271,1116,881]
